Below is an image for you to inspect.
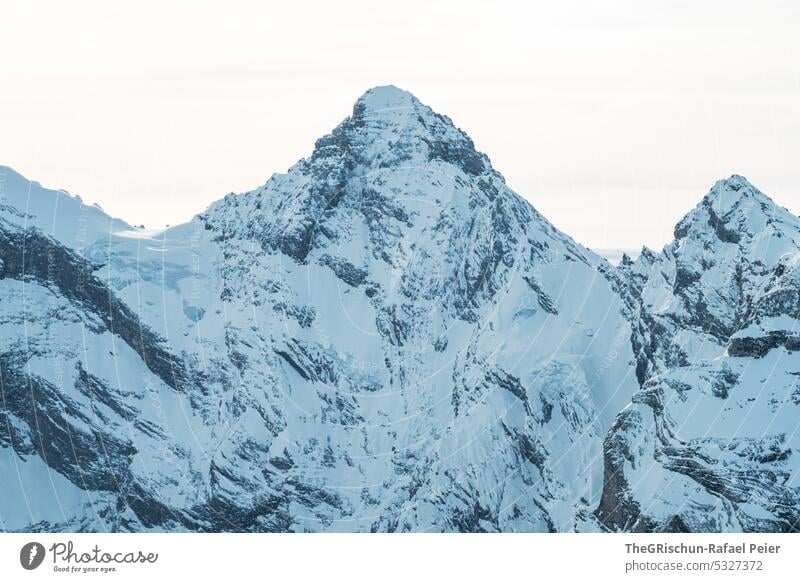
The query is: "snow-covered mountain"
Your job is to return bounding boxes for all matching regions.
[0,87,797,532]
[592,176,800,532]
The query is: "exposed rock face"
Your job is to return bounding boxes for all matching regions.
[1,89,798,533]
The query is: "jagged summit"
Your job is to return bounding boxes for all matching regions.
[305,85,491,178]
[702,174,787,216]
[624,173,800,380]
[354,84,419,112]
[200,87,522,263]
[672,175,799,250]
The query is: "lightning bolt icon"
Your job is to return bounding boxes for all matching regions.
[28,545,38,566]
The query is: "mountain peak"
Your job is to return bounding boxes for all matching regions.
[355,85,418,112]
[702,174,772,214]
[672,175,796,246]
[298,85,490,179]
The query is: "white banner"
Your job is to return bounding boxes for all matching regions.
[1,533,797,581]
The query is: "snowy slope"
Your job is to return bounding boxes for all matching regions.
[0,165,131,252]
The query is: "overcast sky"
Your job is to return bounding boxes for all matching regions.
[1,0,799,250]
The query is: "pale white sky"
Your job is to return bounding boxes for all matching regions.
[1,0,799,250]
